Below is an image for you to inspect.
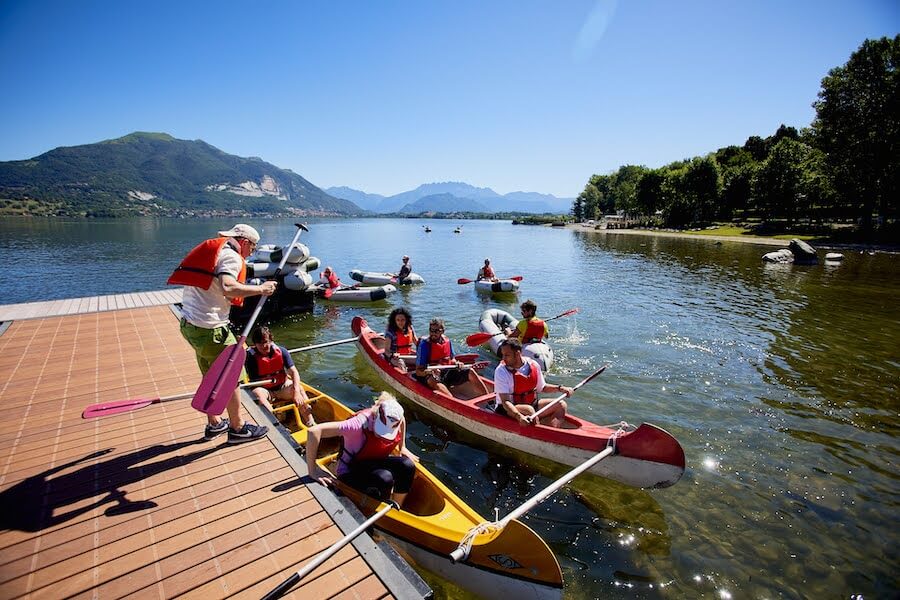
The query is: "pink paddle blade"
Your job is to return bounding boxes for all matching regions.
[191,342,247,415]
[82,397,157,418]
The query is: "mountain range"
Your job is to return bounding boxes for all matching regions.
[326,182,573,214]
[0,132,359,217]
[0,131,573,217]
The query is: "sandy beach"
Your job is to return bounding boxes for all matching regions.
[563,223,789,246]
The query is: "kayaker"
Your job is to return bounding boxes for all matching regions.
[168,223,273,443]
[414,318,490,398]
[477,258,498,282]
[508,299,548,344]
[383,307,418,372]
[489,338,573,428]
[306,392,417,507]
[395,255,412,281]
[245,326,315,426]
[319,266,342,290]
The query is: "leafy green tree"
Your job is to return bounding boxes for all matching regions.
[635,169,665,218]
[752,137,815,224]
[572,195,584,221]
[812,35,900,232]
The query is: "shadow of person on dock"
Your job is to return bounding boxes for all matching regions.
[0,439,221,533]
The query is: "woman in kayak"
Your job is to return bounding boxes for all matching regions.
[383,307,418,372]
[306,392,417,507]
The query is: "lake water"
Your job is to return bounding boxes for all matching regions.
[1,217,898,598]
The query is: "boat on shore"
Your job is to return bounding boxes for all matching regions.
[478,308,554,371]
[351,316,685,489]
[349,269,426,286]
[273,384,564,600]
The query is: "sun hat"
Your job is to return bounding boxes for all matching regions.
[372,394,404,439]
[218,224,260,244]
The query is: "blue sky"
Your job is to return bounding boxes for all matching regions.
[0,1,897,197]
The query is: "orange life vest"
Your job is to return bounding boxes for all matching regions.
[167,238,247,307]
[427,337,454,365]
[395,329,414,354]
[339,410,402,468]
[480,265,495,279]
[522,317,546,344]
[250,345,287,389]
[510,358,540,406]
[322,271,341,289]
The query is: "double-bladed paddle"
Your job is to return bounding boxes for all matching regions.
[525,363,608,424]
[465,308,580,346]
[191,223,309,416]
[425,361,489,371]
[457,275,523,285]
[82,336,360,419]
[82,378,276,419]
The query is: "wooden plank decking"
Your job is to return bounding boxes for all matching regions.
[0,289,185,323]
[0,304,427,599]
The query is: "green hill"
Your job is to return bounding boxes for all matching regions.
[0,132,361,217]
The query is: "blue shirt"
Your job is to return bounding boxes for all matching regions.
[246,344,295,381]
[415,337,455,368]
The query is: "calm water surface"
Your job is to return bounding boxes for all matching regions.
[1,217,898,598]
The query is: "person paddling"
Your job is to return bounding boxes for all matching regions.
[489,338,572,428]
[414,318,489,398]
[395,255,412,281]
[306,392,417,507]
[245,326,315,426]
[477,258,498,282]
[168,223,273,443]
[507,299,549,344]
[383,307,418,372]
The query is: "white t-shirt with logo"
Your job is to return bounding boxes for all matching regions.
[180,244,243,329]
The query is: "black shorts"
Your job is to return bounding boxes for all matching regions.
[414,367,470,387]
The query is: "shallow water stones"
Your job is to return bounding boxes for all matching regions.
[788,239,818,264]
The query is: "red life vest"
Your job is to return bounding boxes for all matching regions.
[427,337,453,365]
[480,265,495,279]
[251,345,287,389]
[322,271,341,289]
[522,317,546,344]
[510,358,540,406]
[395,328,414,354]
[339,410,402,468]
[167,238,247,307]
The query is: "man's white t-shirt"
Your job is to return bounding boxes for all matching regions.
[180,244,243,329]
[493,357,545,405]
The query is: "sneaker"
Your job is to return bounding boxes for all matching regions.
[227,423,268,444]
[203,418,230,441]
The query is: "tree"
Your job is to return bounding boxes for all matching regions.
[752,138,813,224]
[812,35,900,232]
[635,170,666,218]
[609,165,647,217]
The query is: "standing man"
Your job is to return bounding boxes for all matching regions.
[477,258,497,282]
[168,223,275,443]
[396,255,412,281]
[489,338,572,428]
[508,299,549,344]
[245,326,315,427]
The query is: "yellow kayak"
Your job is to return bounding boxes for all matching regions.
[274,383,564,600]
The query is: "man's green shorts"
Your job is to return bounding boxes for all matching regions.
[179,318,248,380]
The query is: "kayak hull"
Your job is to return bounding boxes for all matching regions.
[274,384,564,599]
[317,283,398,302]
[352,317,685,489]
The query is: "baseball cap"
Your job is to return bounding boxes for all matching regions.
[372,395,404,439]
[218,224,260,244]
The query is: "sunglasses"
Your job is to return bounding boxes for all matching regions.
[429,328,443,333]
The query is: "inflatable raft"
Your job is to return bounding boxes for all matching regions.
[474,278,520,293]
[229,244,319,326]
[349,269,426,286]
[316,281,398,302]
[479,308,554,371]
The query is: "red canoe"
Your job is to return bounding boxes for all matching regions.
[352,317,685,489]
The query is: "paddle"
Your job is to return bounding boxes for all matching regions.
[449,446,614,563]
[396,352,480,364]
[191,223,309,415]
[285,337,357,354]
[526,364,608,424]
[457,276,524,285]
[82,378,275,419]
[465,307,580,346]
[426,361,489,372]
[262,500,399,600]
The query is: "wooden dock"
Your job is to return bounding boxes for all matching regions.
[0,295,429,599]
